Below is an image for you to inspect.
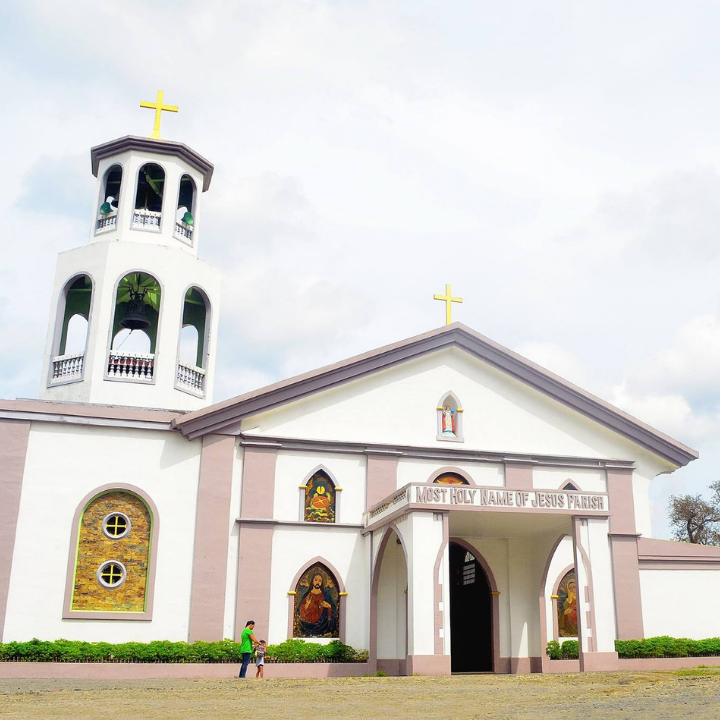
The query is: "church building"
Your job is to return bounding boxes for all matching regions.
[2,102,720,676]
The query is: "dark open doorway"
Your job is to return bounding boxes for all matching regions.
[449,542,493,672]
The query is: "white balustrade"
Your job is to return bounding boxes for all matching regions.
[107,351,155,382]
[176,361,205,395]
[132,209,162,230]
[96,213,117,233]
[50,353,84,383]
[174,221,194,244]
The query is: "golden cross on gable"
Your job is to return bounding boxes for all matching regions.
[140,90,179,140]
[433,284,463,325]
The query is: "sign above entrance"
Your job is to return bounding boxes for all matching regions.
[365,483,610,528]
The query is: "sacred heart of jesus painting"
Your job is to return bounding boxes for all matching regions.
[294,563,340,638]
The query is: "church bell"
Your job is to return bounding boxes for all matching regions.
[120,289,151,332]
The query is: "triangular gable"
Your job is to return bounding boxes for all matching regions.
[173,324,697,467]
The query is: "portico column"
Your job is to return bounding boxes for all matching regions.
[572,516,619,672]
[606,466,644,640]
[404,510,451,676]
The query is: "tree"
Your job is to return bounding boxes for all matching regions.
[668,480,720,545]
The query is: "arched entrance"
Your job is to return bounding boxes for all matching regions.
[449,542,493,672]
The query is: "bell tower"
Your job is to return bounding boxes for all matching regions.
[39,92,221,411]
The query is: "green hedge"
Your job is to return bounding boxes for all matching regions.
[547,636,720,660]
[0,638,369,664]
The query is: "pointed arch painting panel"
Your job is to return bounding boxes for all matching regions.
[293,561,341,638]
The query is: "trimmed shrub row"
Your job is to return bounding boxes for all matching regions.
[547,636,720,661]
[0,638,369,664]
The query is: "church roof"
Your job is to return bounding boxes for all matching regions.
[173,323,698,467]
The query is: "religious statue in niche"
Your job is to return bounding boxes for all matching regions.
[294,564,340,638]
[304,471,336,523]
[441,404,456,435]
[557,570,578,637]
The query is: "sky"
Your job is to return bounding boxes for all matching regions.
[2,0,720,538]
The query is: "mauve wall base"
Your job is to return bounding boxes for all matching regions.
[0,663,370,680]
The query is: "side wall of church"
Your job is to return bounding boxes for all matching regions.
[3,422,202,642]
[639,569,720,638]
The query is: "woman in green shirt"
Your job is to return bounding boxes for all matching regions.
[238,620,258,678]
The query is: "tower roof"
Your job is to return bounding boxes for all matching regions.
[90,136,214,191]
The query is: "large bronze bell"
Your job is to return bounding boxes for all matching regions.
[120,289,151,331]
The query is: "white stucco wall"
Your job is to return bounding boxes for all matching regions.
[4,422,201,642]
[268,526,368,649]
[244,349,676,475]
[273,451,366,524]
[533,467,606,493]
[222,443,244,639]
[640,569,720,638]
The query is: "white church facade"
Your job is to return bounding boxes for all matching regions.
[2,123,720,676]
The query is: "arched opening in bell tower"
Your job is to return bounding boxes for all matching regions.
[96,165,122,233]
[176,286,210,396]
[174,174,196,244]
[133,163,165,230]
[49,274,93,384]
[108,272,161,382]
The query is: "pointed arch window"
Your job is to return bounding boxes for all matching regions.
[133,163,165,230]
[176,287,210,397]
[96,164,121,234]
[108,272,161,383]
[65,489,155,616]
[563,482,579,492]
[293,562,340,638]
[49,274,93,386]
[304,470,336,523]
[436,392,464,442]
[174,174,196,244]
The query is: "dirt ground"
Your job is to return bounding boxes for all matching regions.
[1,669,720,719]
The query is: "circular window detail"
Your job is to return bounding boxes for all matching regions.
[102,512,130,539]
[97,561,127,588]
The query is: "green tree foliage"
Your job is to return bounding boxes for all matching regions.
[668,480,720,545]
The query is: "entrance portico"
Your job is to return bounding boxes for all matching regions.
[367,482,618,675]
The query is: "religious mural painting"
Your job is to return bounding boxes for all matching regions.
[71,491,152,612]
[434,472,468,485]
[293,563,340,638]
[557,569,578,637]
[304,470,336,523]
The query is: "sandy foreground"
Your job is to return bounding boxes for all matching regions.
[1,669,719,719]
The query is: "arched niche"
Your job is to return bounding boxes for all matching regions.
[436,391,464,442]
[96,164,121,233]
[133,163,165,229]
[290,560,343,639]
[62,483,160,620]
[174,174,196,244]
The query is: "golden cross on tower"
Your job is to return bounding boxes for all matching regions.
[139,90,179,140]
[433,284,463,325]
